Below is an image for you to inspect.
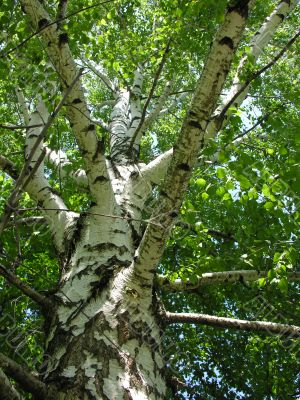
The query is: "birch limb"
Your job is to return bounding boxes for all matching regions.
[132,0,254,284]
[206,0,298,139]
[0,264,53,311]
[15,87,29,125]
[134,79,173,140]
[139,148,173,185]
[44,146,88,187]
[20,0,112,203]
[0,367,23,400]
[0,353,55,400]
[165,311,300,337]
[156,270,300,292]
[81,58,116,93]
[0,155,77,253]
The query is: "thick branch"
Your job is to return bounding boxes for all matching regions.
[218,27,300,122]
[0,264,53,310]
[165,311,300,337]
[139,148,173,186]
[206,0,298,139]
[0,353,55,400]
[0,156,19,180]
[44,146,88,187]
[20,0,111,202]
[0,154,77,253]
[0,368,22,400]
[132,0,254,284]
[156,270,300,292]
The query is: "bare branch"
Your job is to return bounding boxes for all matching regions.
[139,148,173,186]
[0,264,53,311]
[82,58,116,93]
[0,353,55,400]
[156,270,300,292]
[165,311,300,337]
[0,367,22,400]
[128,38,172,152]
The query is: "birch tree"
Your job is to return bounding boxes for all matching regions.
[0,0,299,398]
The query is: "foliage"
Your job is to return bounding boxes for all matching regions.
[0,0,299,398]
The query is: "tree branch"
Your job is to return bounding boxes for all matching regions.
[164,311,300,337]
[156,270,300,292]
[217,27,300,123]
[132,0,254,285]
[0,353,55,400]
[82,58,116,93]
[0,71,83,240]
[139,148,173,186]
[0,264,53,311]
[0,367,22,400]
[128,38,172,152]
[20,0,111,203]
[206,0,299,138]
[44,146,88,187]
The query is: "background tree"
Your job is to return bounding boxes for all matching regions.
[0,0,299,399]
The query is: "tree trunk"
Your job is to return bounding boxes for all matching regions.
[43,205,166,399]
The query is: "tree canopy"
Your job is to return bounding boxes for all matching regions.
[0,0,299,399]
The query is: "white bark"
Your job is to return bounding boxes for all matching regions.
[165,312,300,337]
[157,270,300,291]
[139,148,173,186]
[206,0,298,139]
[20,0,112,204]
[44,146,88,187]
[23,103,78,252]
[132,0,255,285]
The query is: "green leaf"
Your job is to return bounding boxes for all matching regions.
[217,168,226,179]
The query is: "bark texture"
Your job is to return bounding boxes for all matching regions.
[0,0,297,398]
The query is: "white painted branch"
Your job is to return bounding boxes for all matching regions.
[206,0,298,139]
[157,270,300,291]
[44,146,88,187]
[20,0,111,204]
[165,311,300,337]
[139,148,173,185]
[132,1,254,285]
